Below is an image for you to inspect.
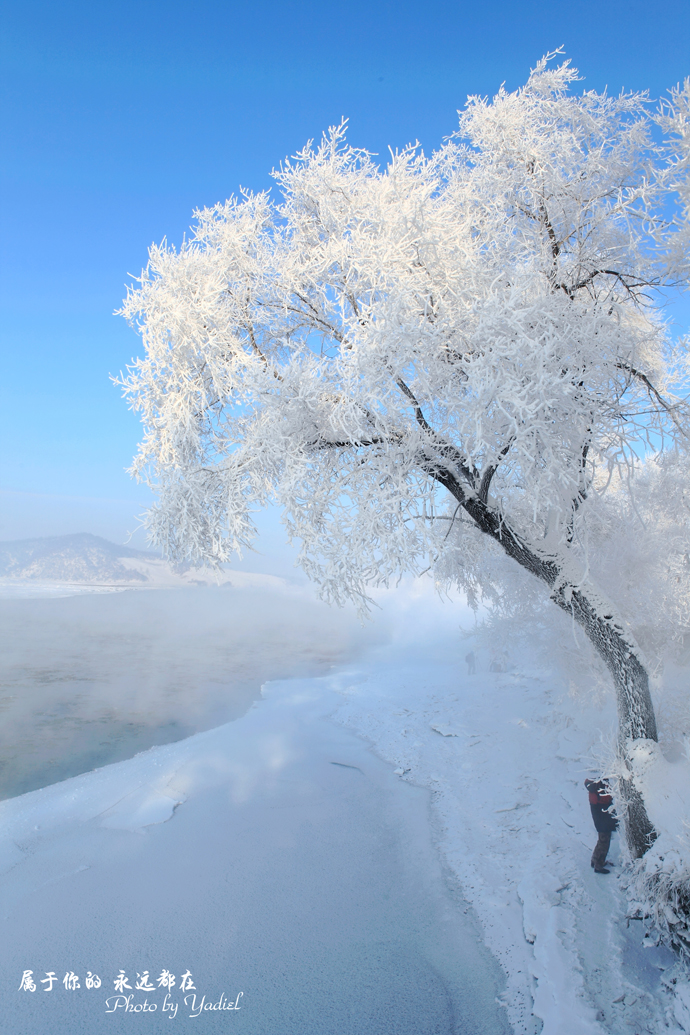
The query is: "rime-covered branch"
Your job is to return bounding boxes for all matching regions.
[119,55,690,856]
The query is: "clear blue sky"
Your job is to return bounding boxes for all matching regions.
[1,0,689,547]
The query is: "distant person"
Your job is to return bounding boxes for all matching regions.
[465,651,476,675]
[584,778,618,874]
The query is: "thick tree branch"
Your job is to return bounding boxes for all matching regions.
[395,377,434,433]
[423,457,658,759]
[478,441,513,503]
[395,376,480,485]
[308,436,395,449]
[565,441,591,543]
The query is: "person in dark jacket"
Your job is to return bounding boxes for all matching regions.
[584,778,618,874]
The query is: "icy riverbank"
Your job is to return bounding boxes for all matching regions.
[2,577,689,1033]
[0,668,510,1035]
[329,633,688,1035]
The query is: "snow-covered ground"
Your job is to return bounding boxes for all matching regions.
[329,633,688,1034]
[1,654,510,1035]
[1,578,689,1033]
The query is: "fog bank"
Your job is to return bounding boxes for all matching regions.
[0,585,382,798]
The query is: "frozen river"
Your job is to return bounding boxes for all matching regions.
[1,674,511,1035]
[3,580,677,1032]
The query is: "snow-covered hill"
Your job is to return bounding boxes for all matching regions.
[0,533,285,595]
[0,533,152,583]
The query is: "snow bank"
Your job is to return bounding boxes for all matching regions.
[626,738,690,1007]
[330,635,682,1035]
[630,741,690,860]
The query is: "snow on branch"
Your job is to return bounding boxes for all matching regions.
[117,55,690,611]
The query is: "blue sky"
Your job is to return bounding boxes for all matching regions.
[1,0,689,550]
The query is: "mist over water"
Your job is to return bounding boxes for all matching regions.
[0,585,386,799]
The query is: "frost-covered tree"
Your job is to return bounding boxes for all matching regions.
[119,57,690,858]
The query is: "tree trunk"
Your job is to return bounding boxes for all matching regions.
[430,463,659,858]
[551,584,658,859]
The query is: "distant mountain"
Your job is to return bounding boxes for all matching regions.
[0,533,154,583]
[0,533,287,594]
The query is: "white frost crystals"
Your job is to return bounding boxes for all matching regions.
[118,55,690,857]
[118,56,690,603]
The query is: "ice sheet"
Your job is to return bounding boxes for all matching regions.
[0,674,511,1035]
